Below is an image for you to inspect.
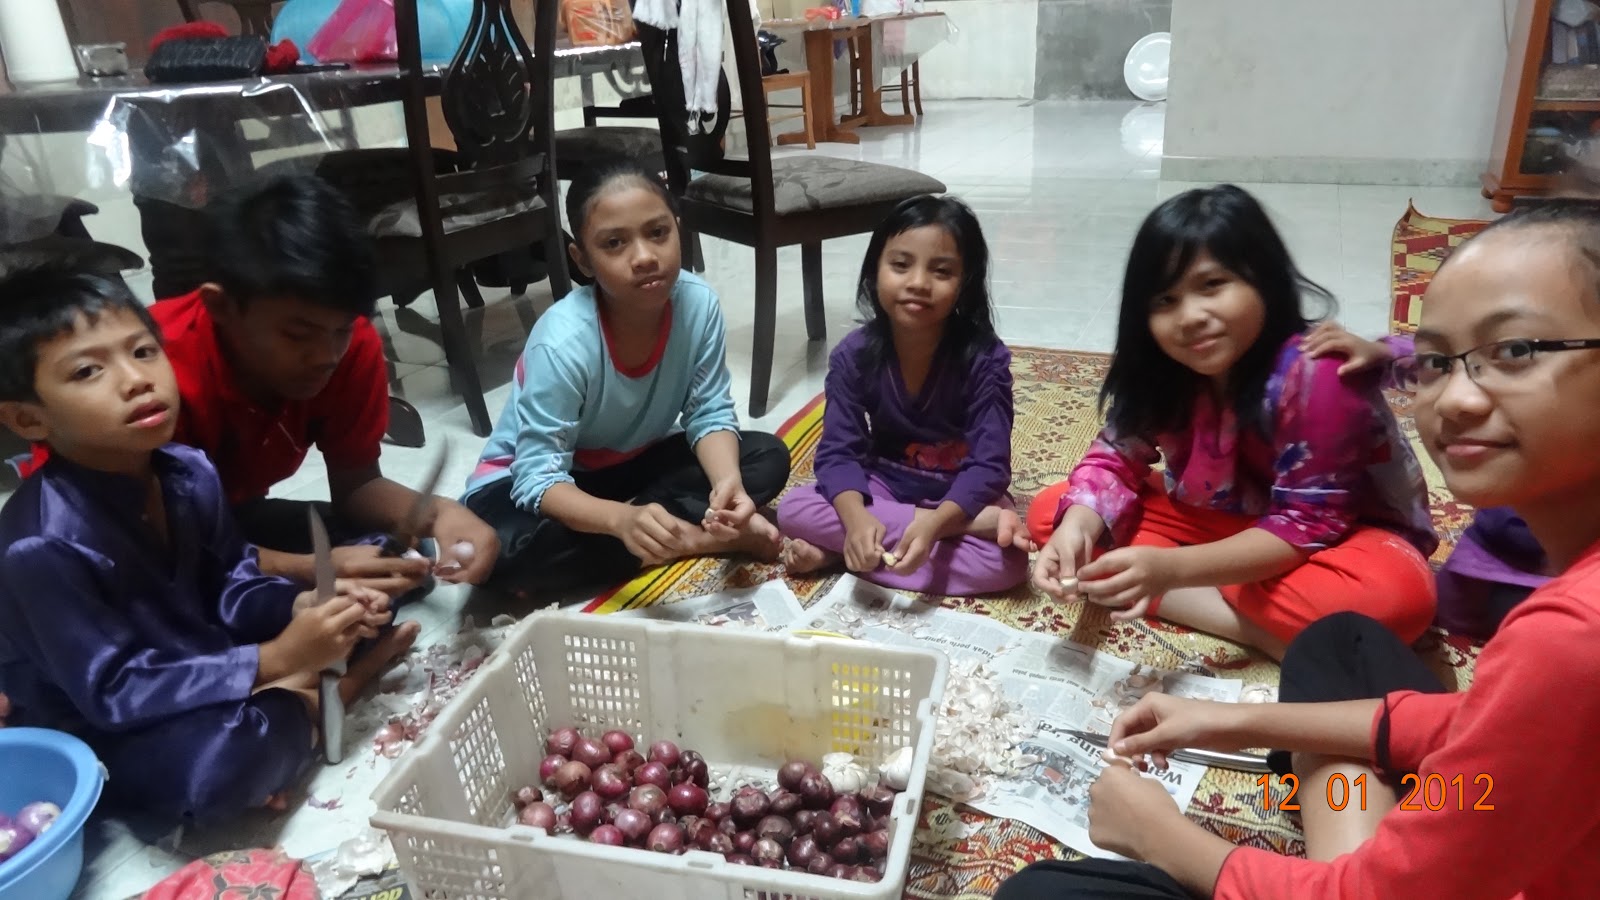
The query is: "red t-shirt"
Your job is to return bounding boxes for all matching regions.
[23,291,389,505]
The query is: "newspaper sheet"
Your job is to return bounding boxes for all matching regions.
[794,576,1243,858]
[611,579,807,631]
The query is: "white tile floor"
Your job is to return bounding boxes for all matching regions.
[40,98,1499,898]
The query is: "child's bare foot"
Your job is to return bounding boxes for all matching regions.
[263,791,291,811]
[994,508,1036,551]
[339,621,422,706]
[780,538,839,575]
[683,510,784,561]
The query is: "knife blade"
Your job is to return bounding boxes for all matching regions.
[1068,729,1272,774]
[309,507,346,764]
[379,438,451,557]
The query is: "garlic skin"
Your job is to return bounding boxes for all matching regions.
[822,752,870,793]
[879,746,914,791]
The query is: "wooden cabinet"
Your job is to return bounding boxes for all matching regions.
[1483,0,1600,211]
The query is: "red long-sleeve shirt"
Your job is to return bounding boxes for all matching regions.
[1215,542,1600,899]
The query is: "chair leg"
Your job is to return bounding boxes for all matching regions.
[848,44,861,118]
[900,69,912,118]
[912,61,923,116]
[801,242,825,342]
[456,269,486,309]
[543,227,572,301]
[750,244,778,419]
[801,79,816,150]
[434,272,493,436]
[684,228,705,273]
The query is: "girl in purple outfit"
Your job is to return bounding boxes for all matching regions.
[778,196,1030,596]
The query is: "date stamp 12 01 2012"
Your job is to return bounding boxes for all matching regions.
[1257,773,1496,812]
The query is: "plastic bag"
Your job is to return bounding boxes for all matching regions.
[561,0,635,46]
[302,0,468,64]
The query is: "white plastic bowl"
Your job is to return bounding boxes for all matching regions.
[1124,32,1171,102]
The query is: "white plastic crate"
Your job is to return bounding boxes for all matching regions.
[370,610,947,900]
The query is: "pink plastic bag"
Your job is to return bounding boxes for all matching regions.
[308,0,397,63]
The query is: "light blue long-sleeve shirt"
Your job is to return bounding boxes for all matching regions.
[463,272,739,512]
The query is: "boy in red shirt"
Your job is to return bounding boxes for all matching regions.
[25,176,501,591]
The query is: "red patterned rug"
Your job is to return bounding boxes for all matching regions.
[1390,203,1491,335]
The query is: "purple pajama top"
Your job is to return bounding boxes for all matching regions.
[814,328,1015,517]
[1059,332,1439,558]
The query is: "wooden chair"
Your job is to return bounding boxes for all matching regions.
[849,41,922,119]
[762,71,815,150]
[637,9,945,418]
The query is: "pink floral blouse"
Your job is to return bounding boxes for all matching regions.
[1059,333,1438,557]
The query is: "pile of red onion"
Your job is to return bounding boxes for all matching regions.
[0,801,61,865]
[510,727,901,883]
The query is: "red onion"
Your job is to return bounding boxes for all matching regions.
[810,812,840,848]
[615,749,646,773]
[704,801,731,823]
[717,816,739,837]
[830,796,864,836]
[755,815,795,847]
[555,811,573,834]
[705,831,734,855]
[786,833,820,867]
[832,835,862,864]
[679,748,705,769]
[726,853,755,866]
[518,802,557,830]
[859,784,896,818]
[589,824,625,846]
[730,787,770,826]
[592,764,630,801]
[628,784,667,816]
[680,815,711,848]
[652,807,677,826]
[793,809,818,835]
[668,783,708,816]
[546,726,581,758]
[778,760,812,792]
[861,829,890,860]
[828,864,855,879]
[613,808,651,843]
[797,770,835,810]
[572,737,613,769]
[647,740,681,768]
[851,867,881,883]
[539,754,568,787]
[752,837,785,867]
[635,761,672,790]
[555,760,592,799]
[767,789,801,817]
[732,830,756,854]
[807,853,835,876]
[680,757,709,789]
[513,785,542,808]
[570,791,606,834]
[647,823,685,854]
[601,730,635,755]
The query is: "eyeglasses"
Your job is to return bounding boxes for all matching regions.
[1393,338,1600,393]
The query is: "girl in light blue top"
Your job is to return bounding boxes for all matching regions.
[462,162,791,597]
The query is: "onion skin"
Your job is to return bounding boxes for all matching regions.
[590,824,626,846]
[572,737,613,769]
[628,784,667,816]
[851,867,881,883]
[546,726,581,758]
[778,760,812,792]
[786,834,820,868]
[830,795,864,836]
[647,740,682,768]
[615,749,646,773]
[668,783,709,817]
[513,785,542,808]
[730,787,770,826]
[592,764,630,801]
[613,808,651,843]
[828,864,855,879]
[755,814,796,848]
[647,823,685,854]
[680,815,712,848]
[797,770,835,810]
[705,831,734,855]
[861,828,890,860]
[809,811,840,849]
[635,761,672,791]
[704,801,731,823]
[601,730,635,755]
[768,789,802,817]
[752,837,785,867]
[652,807,677,826]
[717,816,740,837]
[518,802,557,830]
[539,754,568,787]
[570,791,606,835]
[859,784,896,818]
[555,760,593,799]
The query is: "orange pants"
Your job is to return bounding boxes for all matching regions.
[1027,477,1437,644]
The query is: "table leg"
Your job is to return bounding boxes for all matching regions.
[778,29,859,145]
[855,29,914,129]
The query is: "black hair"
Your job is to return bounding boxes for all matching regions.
[1469,200,1600,295]
[205,174,377,318]
[565,160,678,245]
[0,258,158,402]
[854,195,998,370]
[1101,184,1334,437]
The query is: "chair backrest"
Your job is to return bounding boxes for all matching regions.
[176,0,283,37]
[393,0,559,237]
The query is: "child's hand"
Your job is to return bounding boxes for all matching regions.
[1302,321,1394,376]
[887,509,943,575]
[1086,760,1189,860]
[430,502,500,585]
[841,510,888,573]
[704,478,757,539]
[1076,545,1178,621]
[329,544,431,598]
[1107,693,1244,770]
[271,592,383,675]
[1033,505,1103,599]
[615,503,686,566]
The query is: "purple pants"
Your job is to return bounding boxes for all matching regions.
[777,476,1029,596]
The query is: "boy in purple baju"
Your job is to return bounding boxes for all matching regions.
[0,262,411,822]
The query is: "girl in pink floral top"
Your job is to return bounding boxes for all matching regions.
[1026,185,1438,657]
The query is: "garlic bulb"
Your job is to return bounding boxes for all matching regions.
[879,746,913,791]
[822,752,870,793]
